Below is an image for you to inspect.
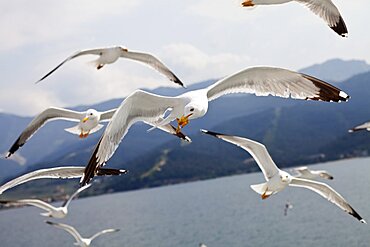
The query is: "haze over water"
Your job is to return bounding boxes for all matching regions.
[1,157,369,247]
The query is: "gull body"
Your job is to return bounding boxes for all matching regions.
[0,184,91,218]
[202,130,366,223]
[5,106,190,159]
[36,46,184,87]
[81,66,349,185]
[241,0,348,37]
[5,108,116,158]
[46,221,119,247]
[0,166,127,195]
[293,166,334,180]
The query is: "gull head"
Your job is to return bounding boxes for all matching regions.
[184,104,207,119]
[82,109,100,123]
[279,171,292,183]
[118,46,128,53]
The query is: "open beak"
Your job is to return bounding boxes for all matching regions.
[82,117,89,123]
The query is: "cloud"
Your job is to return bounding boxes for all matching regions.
[187,0,251,22]
[161,43,251,82]
[0,0,141,51]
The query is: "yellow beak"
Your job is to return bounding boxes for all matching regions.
[82,117,89,123]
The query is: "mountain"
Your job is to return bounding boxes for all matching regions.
[299,58,370,82]
[2,59,370,196]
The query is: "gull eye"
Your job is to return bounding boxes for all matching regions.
[90,113,93,116]
[190,108,194,112]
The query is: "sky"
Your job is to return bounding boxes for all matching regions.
[1,0,369,116]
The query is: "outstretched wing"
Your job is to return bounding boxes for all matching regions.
[81,90,179,186]
[100,109,117,122]
[201,130,279,180]
[0,167,85,194]
[90,229,120,241]
[0,199,56,212]
[36,48,104,83]
[349,121,370,133]
[121,50,184,87]
[45,221,83,243]
[290,177,366,223]
[6,107,85,158]
[206,67,349,102]
[296,0,347,37]
[62,184,92,208]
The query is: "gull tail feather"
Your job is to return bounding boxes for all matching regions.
[250,182,268,195]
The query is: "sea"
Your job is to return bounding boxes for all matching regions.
[1,157,369,247]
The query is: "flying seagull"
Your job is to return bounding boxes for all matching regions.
[241,0,348,37]
[293,166,334,180]
[80,66,349,185]
[5,107,190,159]
[0,184,92,218]
[0,166,127,195]
[36,46,184,87]
[45,221,120,247]
[5,107,115,158]
[201,129,366,223]
[349,121,370,133]
[284,200,293,216]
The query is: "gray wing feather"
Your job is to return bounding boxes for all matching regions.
[6,107,85,157]
[121,51,184,87]
[0,167,85,194]
[206,67,348,102]
[290,178,365,222]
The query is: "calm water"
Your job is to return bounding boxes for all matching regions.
[1,158,370,247]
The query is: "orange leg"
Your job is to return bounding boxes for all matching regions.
[242,0,255,7]
[79,133,84,138]
[261,188,271,200]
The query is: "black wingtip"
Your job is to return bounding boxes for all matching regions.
[96,168,128,176]
[174,76,186,88]
[169,124,192,142]
[301,74,350,102]
[330,16,348,38]
[7,136,23,159]
[45,220,54,225]
[348,205,366,223]
[200,129,224,137]
[80,138,103,187]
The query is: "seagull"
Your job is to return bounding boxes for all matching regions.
[284,200,293,216]
[293,166,334,180]
[36,46,184,87]
[45,221,120,247]
[201,129,366,223]
[0,184,92,218]
[80,66,349,185]
[199,244,208,247]
[349,121,370,133]
[241,0,348,37]
[0,166,127,195]
[5,107,190,159]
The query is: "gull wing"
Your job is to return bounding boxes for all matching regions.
[296,0,347,37]
[45,221,83,243]
[201,130,279,180]
[290,177,366,223]
[81,90,179,185]
[6,107,85,158]
[0,167,85,194]
[36,48,105,83]
[90,229,120,241]
[206,67,348,103]
[100,109,117,122]
[349,121,370,133]
[0,199,56,212]
[62,183,92,208]
[121,50,184,87]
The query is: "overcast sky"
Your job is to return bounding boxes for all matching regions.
[1,0,369,116]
